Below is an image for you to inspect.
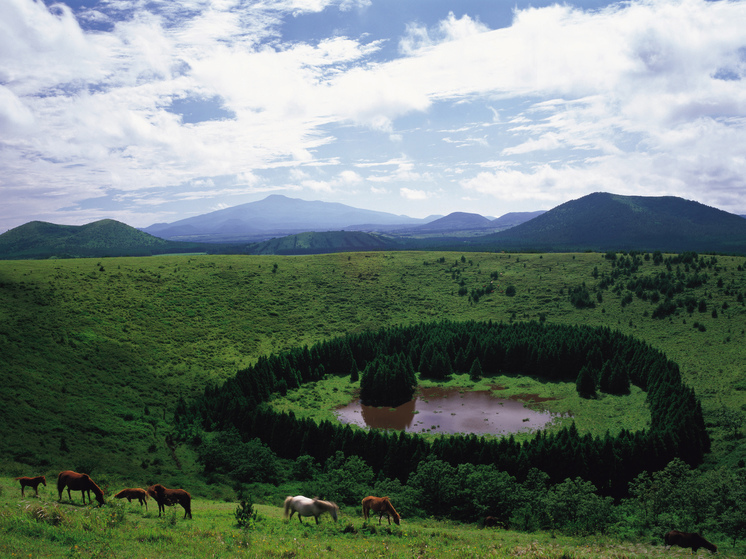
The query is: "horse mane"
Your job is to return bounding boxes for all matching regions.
[88,477,104,497]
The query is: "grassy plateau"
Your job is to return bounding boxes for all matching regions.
[1,250,745,556]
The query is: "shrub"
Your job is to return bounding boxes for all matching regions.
[235,492,258,528]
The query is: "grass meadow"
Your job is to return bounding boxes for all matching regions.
[1,250,745,556]
[2,476,739,558]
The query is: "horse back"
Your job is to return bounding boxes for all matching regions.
[665,530,717,552]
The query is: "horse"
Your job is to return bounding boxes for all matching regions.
[664,530,717,553]
[114,488,149,510]
[283,495,338,524]
[147,484,192,519]
[57,470,105,506]
[362,496,400,525]
[484,516,502,528]
[15,476,46,498]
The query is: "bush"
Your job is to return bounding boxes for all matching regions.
[235,492,258,528]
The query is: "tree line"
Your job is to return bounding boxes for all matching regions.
[174,320,710,500]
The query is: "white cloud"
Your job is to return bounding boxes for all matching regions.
[1,0,746,228]
[400,187,429,200]
[399,12,489,55]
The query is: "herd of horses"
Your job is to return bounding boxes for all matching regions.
[15,475,718,553]
[15,471,192,519]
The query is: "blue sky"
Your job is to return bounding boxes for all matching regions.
[1,0,745,231]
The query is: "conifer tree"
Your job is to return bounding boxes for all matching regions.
[469,358,483,381]
[576,365,597,398]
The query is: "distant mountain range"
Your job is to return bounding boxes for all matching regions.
[1,193,745,259]
[142,195,433,242]
[141,194,539,243]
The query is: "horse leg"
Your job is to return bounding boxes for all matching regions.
[20,485,25,498]
[314,515,320,525]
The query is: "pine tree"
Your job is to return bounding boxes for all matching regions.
[469,358,483,381]
[576,365,596,398]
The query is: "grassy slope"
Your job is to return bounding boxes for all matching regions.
[1,251,745,485]
[4,476,743,558]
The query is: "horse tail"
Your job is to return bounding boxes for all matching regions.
[56,472,66,497]
[283,496,293,518]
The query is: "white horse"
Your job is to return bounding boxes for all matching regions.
[283,495,339,524]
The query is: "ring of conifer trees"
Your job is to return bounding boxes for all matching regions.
[175,320,710,498]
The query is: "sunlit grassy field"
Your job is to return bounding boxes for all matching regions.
[3,476,739,558]
[1,251,745,556]
[4,251,744,477]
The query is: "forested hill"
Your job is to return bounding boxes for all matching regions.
[242,230,398,255]
[471,192,746,254]
[0,219,205,259]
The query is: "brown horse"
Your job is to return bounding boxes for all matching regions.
[15,476,46,498]
[114,488,149,510]
[664,530,717,553]
[362,496,400,525]
[57,470,105,506]
[484,516,506,528]
[147,484,192,519]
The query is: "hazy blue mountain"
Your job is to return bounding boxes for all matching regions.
[491,211,546,228]
[143,194,431,242]
[414,212,494,232]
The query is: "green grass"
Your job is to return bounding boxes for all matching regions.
[269,372,651,444]
[2,477,742,558]
[1,251,745,484]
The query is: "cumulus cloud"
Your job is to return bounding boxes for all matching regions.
[400,187,429,200]
[1,0,745,228]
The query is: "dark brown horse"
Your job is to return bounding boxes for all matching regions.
[57,470,105,506]
[15,476,46,498]
[362,496,400,525]
[147,484,192,519]
[114,488,149,510]
[484,516,506,528]
[664,530,717,553]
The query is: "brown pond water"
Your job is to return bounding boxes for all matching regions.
[335,387,563,435]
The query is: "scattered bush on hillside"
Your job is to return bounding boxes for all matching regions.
[569,284,595,309]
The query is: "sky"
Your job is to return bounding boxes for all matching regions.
[1,0,745,231]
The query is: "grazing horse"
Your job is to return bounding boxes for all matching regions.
[664,530,717,553]
[114,488,149,510]
[15,476,46,498]
[283,495,338,524]
[362,496,400,525]
[57,470,105,506]
[147,484,192,519]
